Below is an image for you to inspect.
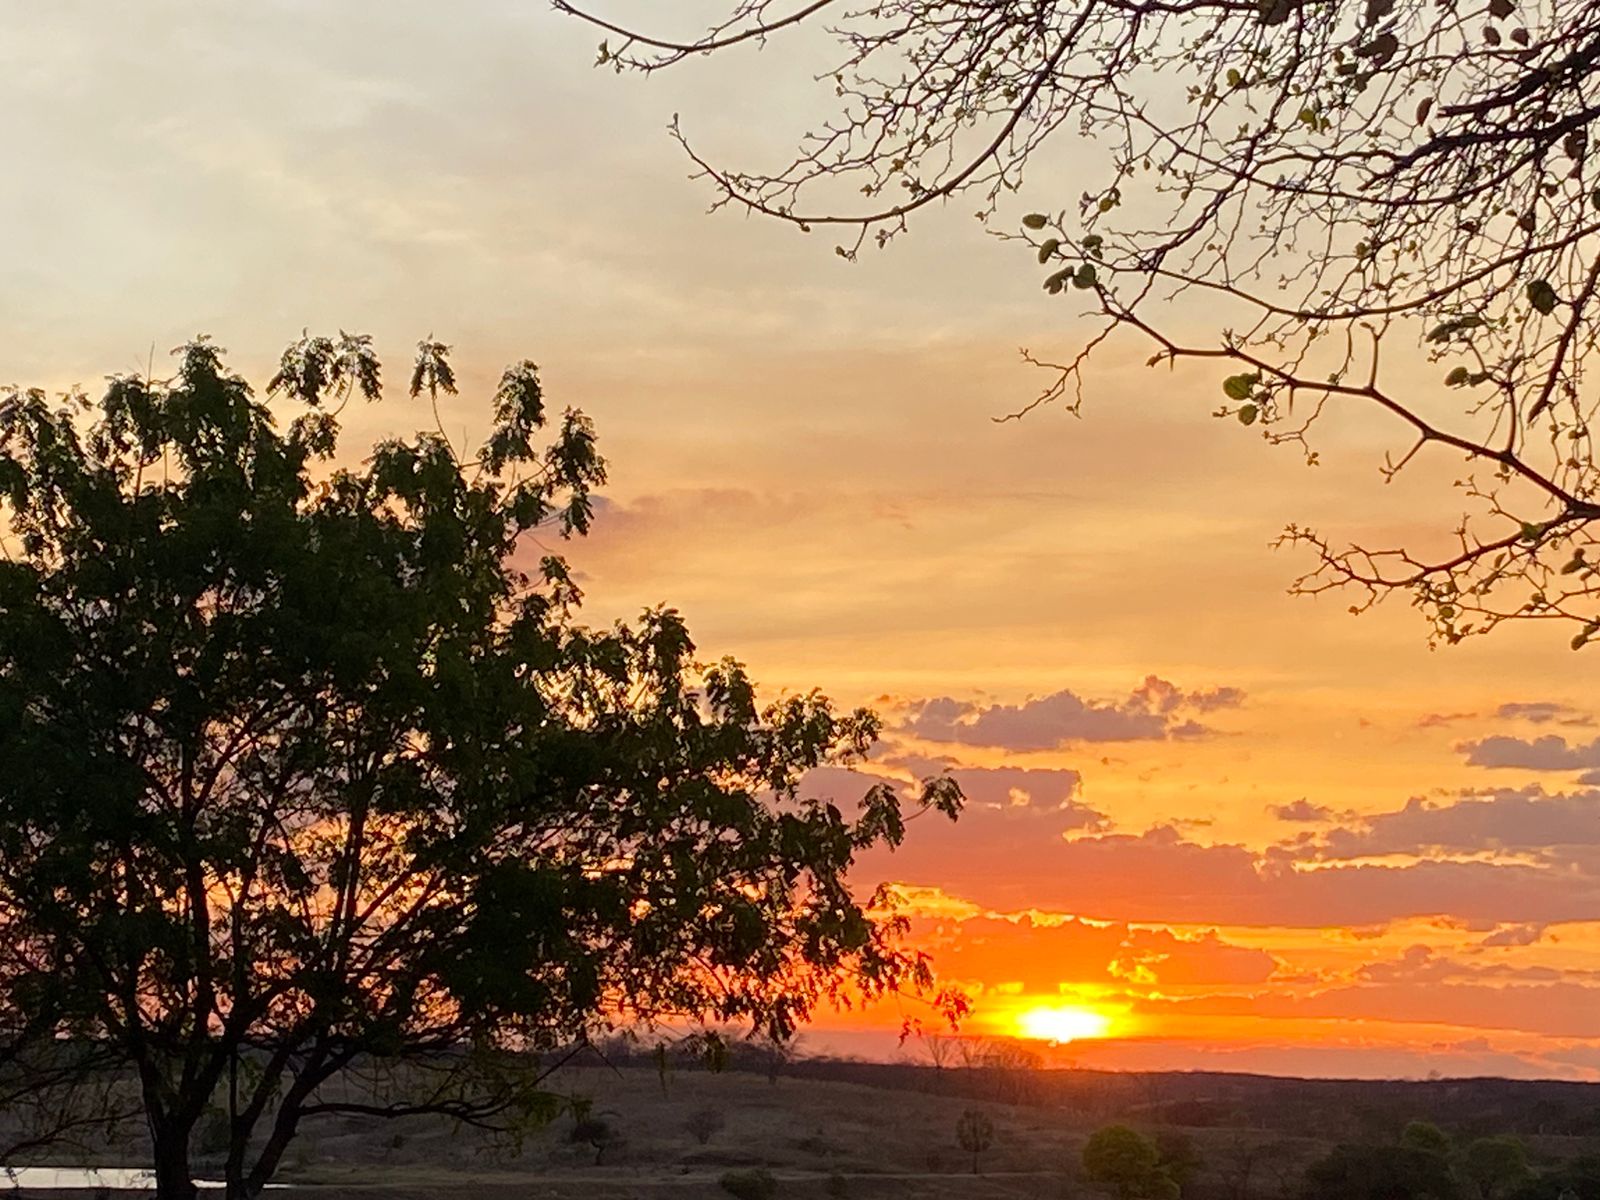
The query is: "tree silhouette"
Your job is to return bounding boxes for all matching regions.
[569,1115,619,1165]
[1083,1125,1180,1200]
[956,1108,995,1175]
[1458,1136,1531,1200]
[561,0,1600,649]
[685,1105,726,1146]
[0,334,964,1199]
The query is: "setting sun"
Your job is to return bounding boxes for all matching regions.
[1015,1005,1115,1045]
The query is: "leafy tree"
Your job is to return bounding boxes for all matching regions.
[685,1105,727,1146]
[1459,1136,1532,1200]
[562,0,1600,650]
[0,334,964,1199]
[1305,1142,1460,1200]
[1083,1125,1179,1200]
[956,1108,995,1175]
[1404,1121,1454,1157]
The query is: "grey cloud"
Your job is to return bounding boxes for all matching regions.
[1302,788,1600,863]
[1271,799,1338,823]
[1355,945,1568,985]
[899,675,1243,751]
[879,751,1094,817]
[1496,701,1592,726]
[1460,734,1600,770]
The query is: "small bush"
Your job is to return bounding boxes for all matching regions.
[686,1105,727,1145]
[570,1116,619,1164]
[719,1167,779,1200]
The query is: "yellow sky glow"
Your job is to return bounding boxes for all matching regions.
[1015,1005,1117,1045]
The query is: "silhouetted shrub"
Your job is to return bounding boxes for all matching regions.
[570,1116,620,1165]
[1305,1143,1458,1200]
[686,1106,727,1145]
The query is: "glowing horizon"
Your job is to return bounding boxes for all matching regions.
[1014,1004,1117,1045]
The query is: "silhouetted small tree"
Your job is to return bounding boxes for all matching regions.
[569,1116,619,1165]
[685,1106,726,1146]
[956,1109,996,1175]
[921,1032,958,1080]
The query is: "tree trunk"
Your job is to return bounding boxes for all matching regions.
[152,1125,198,1200]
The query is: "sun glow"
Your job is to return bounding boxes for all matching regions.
[1015,1004,1115,1044]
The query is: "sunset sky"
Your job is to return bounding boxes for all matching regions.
[9,1,1600,1081]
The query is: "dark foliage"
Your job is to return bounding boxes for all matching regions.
[0,334,963,1198]
[1304,1142,1460,1200]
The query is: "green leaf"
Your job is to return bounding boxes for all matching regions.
[1021,213,1049,230]
[1444,366,1471,387]
[1237,404,1259,426]
[1037,238,1060,263]
[1071,264,1098,289]
[1527,279,1559,315]
[1222,373,1259,400]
